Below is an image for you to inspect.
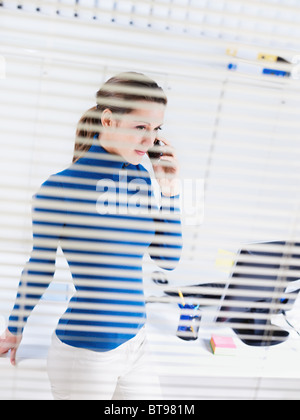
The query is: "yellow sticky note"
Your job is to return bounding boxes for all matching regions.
[257,53,278,63]
[226,48,238,57]
[215,249,236,273]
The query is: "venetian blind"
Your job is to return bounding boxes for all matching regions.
[0,0,300,401]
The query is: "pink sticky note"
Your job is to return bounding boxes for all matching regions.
[210,335,237,355]
[211,335,236,349]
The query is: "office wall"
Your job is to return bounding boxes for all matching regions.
[1,1,300,400]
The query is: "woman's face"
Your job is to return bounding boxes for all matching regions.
[100,102,166,165]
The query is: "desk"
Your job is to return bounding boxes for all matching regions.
[146,299,300,400]
[1,297,300,400]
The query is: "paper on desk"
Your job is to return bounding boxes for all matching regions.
[285,279,300,294]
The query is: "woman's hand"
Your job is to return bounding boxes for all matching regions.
[0,328,22,366]
[152,137,180,197]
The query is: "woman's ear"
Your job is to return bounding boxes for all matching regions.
[101,108,114,128]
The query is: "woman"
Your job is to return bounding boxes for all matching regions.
[0,72,182,400]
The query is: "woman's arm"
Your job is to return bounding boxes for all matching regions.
[148,193,183,270]
[148,137,183,270]
[7,177,66,337]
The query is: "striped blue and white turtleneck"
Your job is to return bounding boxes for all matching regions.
[8,138,182,352]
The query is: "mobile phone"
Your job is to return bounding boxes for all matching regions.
[147,139,164,160]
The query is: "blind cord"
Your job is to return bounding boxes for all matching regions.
[282,310,300,337]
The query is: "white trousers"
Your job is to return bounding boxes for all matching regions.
[47,327,162,400]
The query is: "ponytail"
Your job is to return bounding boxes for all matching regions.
[73,106,102,163]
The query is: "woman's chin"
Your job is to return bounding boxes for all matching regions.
[124,153,146,166]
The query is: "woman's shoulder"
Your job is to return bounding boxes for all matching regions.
[39,161,87,188]
[34,163,78,199]
[36,160,153,195]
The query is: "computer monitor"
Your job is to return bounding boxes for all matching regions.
[163,240,300,346]
[216,241,300,346]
